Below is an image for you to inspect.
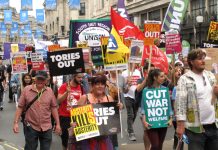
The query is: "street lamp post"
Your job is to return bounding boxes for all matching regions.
[196,16,204,48]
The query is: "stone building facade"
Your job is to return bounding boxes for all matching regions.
[45,0,218,47]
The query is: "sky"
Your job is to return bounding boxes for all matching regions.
[9,0,44,17]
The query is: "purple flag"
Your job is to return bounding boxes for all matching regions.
[117,0,129,20]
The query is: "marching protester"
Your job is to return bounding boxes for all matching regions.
[170,66,184,150]
[0,57,6,110]
[107,70,125,150]
[57,73,84,150]
[176,49,218,150]
[122,63,141,141]
[13,71,61,150]
[69,73,123,150]
[21,73,33,90]
[136,62,155,150]
[141,68,172,150]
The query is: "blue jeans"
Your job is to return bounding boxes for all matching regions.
[24,125,52,150]
[186,123,218,150]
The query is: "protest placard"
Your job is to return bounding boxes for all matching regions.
[82,48,92,69]
[207,21,218,41]
[165,32,182,54]
[129,40,144,63]
[47,48,85,76]
[70,102,120,141]
[11,52,28,74]
[144,21,161,45]
[90,46,104,66]
[70,104,100,141]
[31,52,44,71]
[142,88,171,128]
[101,37,128,71]
[11,44,19,53]
[48,44,61,52]
[93,102,120,136]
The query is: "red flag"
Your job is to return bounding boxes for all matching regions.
[111,7,144,40]
[141,45,169,74]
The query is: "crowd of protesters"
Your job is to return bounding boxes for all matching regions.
[0,48,216,150]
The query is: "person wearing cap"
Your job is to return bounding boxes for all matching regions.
[57,73,84,150]
[176,49,218,150]
[13,71,61,150]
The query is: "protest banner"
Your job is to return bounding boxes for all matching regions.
[141,45,169,74]
[142,88,171,128]
[162,0,189,32]
[101,37,128,71]
[69,19,111,47]
[90,46,104,66]
[3,43,26,59]
[144,21,161,45]
[129,40,144,63]
[31,52,44,71]
[202,41,218,48]
[70,104,100,141]
[47,48,85,76]
[165,32,182,54]
[0,0,9,9]
[207,21,218,42]
[11,52,28,74]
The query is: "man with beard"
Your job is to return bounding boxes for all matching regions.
[176,49,218,150]
[57,73,84,150]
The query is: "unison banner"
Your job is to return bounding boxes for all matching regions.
[36,9,45,24]
[71,102,120,141]
[45,0,57,10]
[68,0,80,10]
[47,48,85,76]
[162,0,189,32]
[142,88,171,128]
[0,0,9,9]
[69,19,111,47]
[21,0,33,10]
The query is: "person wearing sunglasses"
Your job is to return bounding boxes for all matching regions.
[176,49,218,150]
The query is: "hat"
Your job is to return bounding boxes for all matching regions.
[35,71,48,80]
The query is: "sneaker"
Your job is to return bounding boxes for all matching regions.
[0,106,3,111]
[128,133,136,141]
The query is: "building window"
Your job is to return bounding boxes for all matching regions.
[148,9,161,21]
[191,0,205,20]
[141,13,147,27]
[79,2,85,16]
[209,0,217,16]
[162,7,168,21]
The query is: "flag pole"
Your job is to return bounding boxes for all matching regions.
[115,65,123,138]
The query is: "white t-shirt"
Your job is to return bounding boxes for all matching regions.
[191,71,215,124]
[122,69,141,99]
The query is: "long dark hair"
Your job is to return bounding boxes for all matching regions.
[145,69,163,88]
[22,73,32,87]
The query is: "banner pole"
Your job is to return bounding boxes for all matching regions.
[148,45,153,72]
[116,66,123,138]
